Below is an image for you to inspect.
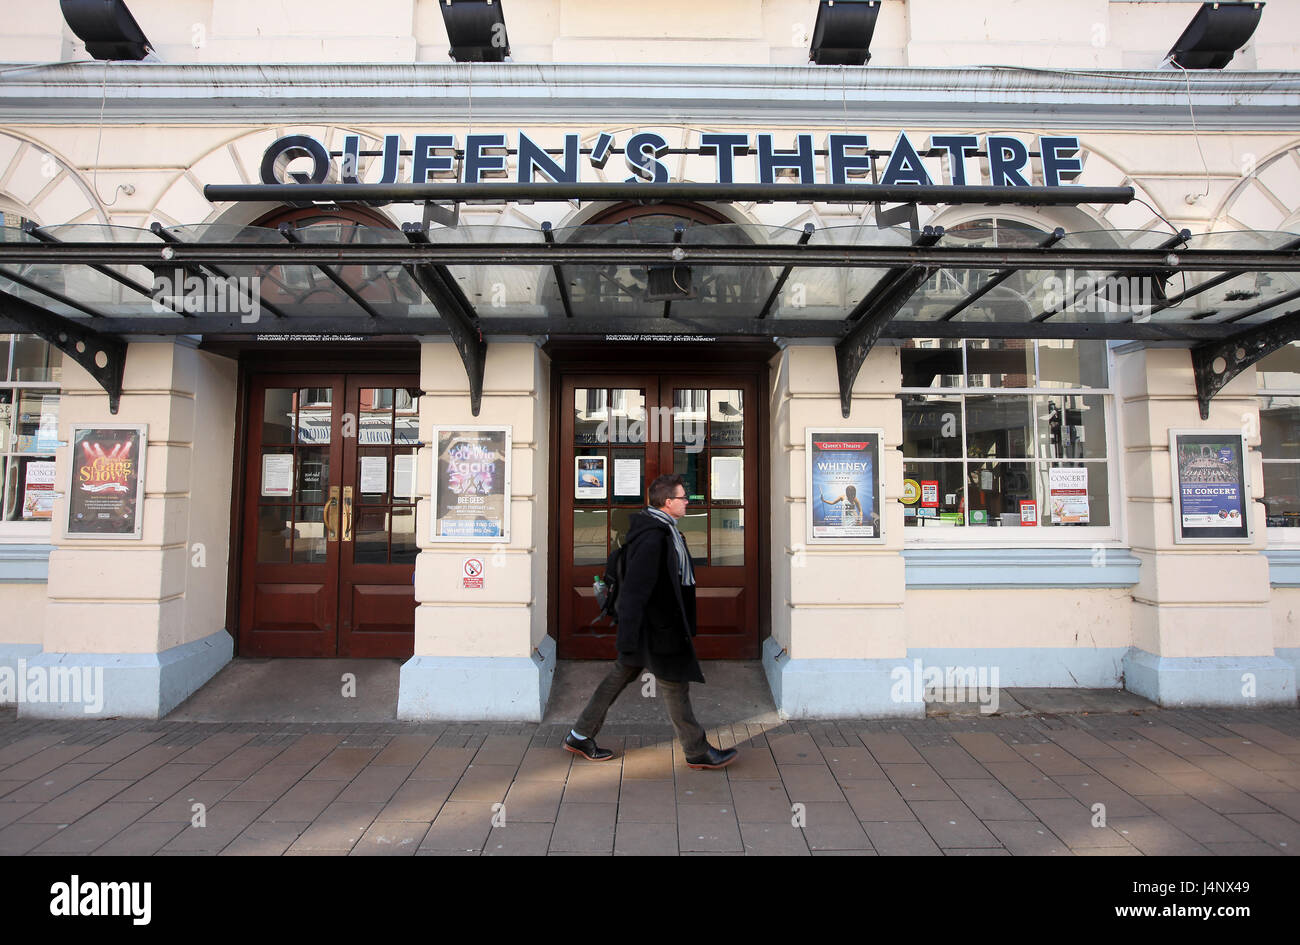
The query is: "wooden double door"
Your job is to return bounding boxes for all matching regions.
[556,371,761,660]
[238,373,419,657]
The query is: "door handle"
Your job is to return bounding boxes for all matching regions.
[324,487,340,541]
[342,485,354,542]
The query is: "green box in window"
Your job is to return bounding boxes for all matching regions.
[969,509,988,525]
[939,512,963,524]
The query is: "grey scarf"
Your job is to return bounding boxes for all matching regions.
[646,507,696,587]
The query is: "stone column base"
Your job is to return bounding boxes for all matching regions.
[1122,646,1297,707]
[397,634,556,721]
[14,630,233,719]
[762,637,925,719]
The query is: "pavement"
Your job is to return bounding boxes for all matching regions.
[0,659,1298,856]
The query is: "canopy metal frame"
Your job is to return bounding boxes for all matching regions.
[1,195,1298,419]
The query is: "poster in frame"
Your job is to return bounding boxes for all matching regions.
[805,428,885,544]
[430,425,512,542]
[1169,429,1252,544]
[64,424,147,539]
[574,455,607,500]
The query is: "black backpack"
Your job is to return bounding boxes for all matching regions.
[590,536,634,626]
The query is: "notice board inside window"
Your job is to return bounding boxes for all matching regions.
[1169,430,1252,543]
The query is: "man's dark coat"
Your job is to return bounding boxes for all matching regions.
[614,509,705,684]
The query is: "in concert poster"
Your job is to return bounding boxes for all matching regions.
[807,429,883,543]
[66,425,147,538]
[1170,431,1250,543]
[431,426,511,541]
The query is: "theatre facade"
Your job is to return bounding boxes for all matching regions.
[1,1,1299,719]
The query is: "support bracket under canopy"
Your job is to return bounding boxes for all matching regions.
[0,286,127,413]
[1191,308,1300,420]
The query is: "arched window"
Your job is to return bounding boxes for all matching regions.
[248,206,421,310]
[558,202,765,317]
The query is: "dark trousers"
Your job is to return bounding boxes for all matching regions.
[573,660,709,756]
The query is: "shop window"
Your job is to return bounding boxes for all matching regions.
[1257,342,1300,532]
[899,338,1115,539]
[0,334,62,529]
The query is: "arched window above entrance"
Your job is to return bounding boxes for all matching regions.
[247,205,421,309]
[556,202,770,318]
[583,202,733,228]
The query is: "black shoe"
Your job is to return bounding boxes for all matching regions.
[685,745,739,770]
[564,733,614,762]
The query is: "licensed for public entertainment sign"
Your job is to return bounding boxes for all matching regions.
[1169,430,1252,544]
[430,426,511,542]
[806,428,885,544]
[65,424,147,540]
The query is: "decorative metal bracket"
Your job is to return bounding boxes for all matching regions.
[402,223,487,416]
[0,287,127,413]
[835,263,935,418]
[832,227,943,418]
[1191,308,1300,420]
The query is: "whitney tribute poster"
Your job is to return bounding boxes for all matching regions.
[807,429,883,543]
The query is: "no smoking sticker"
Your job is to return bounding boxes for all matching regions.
[462,556,484,589]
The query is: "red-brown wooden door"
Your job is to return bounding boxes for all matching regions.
[557,373,760,660]
[238,374,419,657]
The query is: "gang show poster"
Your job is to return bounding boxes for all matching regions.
[431,426,511,541]
[66,425,147,538]
[807,429,883,543]
[1170,430,1250,543]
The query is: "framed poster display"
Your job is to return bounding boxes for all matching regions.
[806,428,885,544]
[431,425,511,541]
[1169,430,1252,543]
[65,424,147,539]
[574,456,607,500]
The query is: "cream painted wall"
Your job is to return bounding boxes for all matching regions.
[772,343,907,660]
[531,347,551,651]
[7,1,1291,70]
[905,588,1133,649]
[414,340,545,658]
[1,583,47,645]
[1118,346,1275,660]
[43,341,233,654]
[180,349,237,648]
[1270,589,1300,650]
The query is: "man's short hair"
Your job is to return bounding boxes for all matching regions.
[648,473,685,509]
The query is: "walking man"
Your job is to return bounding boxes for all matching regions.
[564,473,738,769]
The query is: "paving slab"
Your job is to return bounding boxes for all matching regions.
[2,693,1298,856]
[1005,688,1155,714]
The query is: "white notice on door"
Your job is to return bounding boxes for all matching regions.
[393,454,415,499]
[614,458,641,497]
[711,456,743,501]
[262,454,293,497]
[360,455,388,494]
